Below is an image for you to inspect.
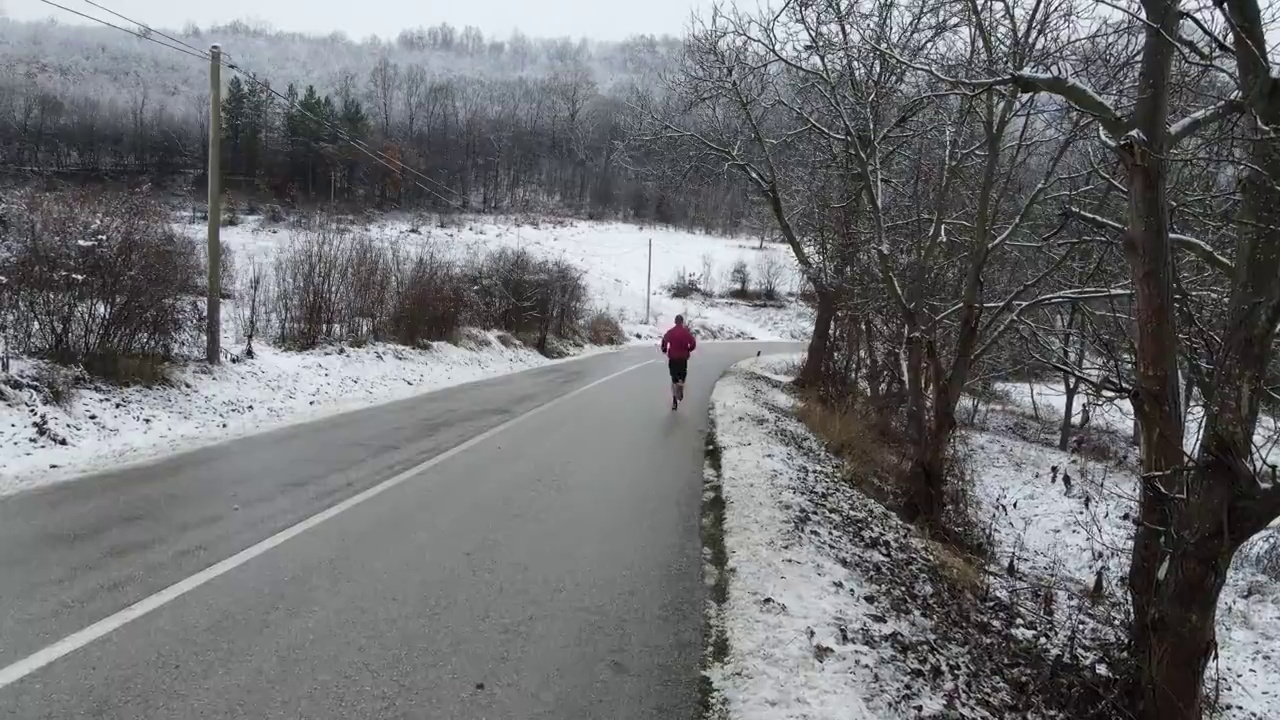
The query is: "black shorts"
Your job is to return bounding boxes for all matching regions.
[668,358,688,383]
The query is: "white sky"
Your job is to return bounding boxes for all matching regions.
[2,0,713,41]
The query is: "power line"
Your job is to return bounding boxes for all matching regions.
[78,0,208,58]
[45,0,468,209]
[34,0,208,62]
[217,59,465,208]
[83,0,464,206]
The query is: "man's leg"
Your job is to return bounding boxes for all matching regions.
[669,361,680,409]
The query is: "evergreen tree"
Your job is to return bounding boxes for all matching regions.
[339,95,370,201]
[221,76,249,180]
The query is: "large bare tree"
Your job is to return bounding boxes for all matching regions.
[941,0,1278,716]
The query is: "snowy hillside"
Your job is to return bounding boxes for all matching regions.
[0,215,812,495]
[707,356,1280,720]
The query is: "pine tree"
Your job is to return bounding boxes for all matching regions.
[221,76,249,180]
[339,95,370,201]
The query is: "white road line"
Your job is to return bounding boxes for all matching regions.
[0,358,655,690]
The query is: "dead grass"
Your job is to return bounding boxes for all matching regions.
[586,312,627,346]
[796,392,908,510]
[797,386,993,578]
[447,327,491,351]
[925,537,987,596]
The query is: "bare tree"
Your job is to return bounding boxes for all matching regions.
[368,55,400,139]
[402,64,427,141]
[934,0,1280,716]
[629,6,838,387]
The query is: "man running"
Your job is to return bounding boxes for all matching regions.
[661,314,697,410]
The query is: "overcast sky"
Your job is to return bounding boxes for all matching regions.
[3,0,713,41]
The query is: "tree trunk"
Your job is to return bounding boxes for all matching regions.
[1129,468,1238,720]
[904,380,957,529]
[1058,377,1077,451]
[795,288,835,389]
[1123,3,1201,717]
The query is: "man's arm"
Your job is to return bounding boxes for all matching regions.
[660,329,669,354]
[687,330,696,353]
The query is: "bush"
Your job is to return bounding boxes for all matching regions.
[270,221,365,349]
[729,259,751,296]
[268,214,590,353]
[222,194,241,226]
[666,266,701,298]
[1,188,202,383]
[31,363,78,407]
[754,252,786,301]
[586,311,626,345]
[391,249,468,347]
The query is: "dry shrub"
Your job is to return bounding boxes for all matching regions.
[30,362,79,407]
[753,252,785,301]
[1066,426,1132,466]
[797,392,907,508]
[390,247,467,347]
[269,216,589,352]
[469,247,588,352]
[270,221,367,349]
[666,266,702,298]
[1,188,201,383]
[925,537,987,595]
[586,311,626,345]
[939,439,993,559]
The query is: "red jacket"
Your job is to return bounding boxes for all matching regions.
[662,325,697,361]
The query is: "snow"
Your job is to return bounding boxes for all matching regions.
[181,214,814,344]
[1,216,813,494]
[707,355,895,718]
[0,332,606,496]
[708,355,1061,719]
[992,378,1280,466]
[967,382,1280,720]
[709,356,1280,720]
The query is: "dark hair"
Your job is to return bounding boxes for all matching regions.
[675,314,685,325]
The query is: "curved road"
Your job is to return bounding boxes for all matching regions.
[0,342,796,719]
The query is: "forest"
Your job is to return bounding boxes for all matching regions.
[0,16,751,230]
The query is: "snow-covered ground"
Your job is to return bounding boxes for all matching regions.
[0,332,608,495]
[184,214,815,343]
[993,379,1280,466]
[1,215,813,495]
[708,356,1280,719]
[706,355,1121,720]
[968,385,1280,720]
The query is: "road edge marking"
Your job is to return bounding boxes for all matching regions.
[0,358,655,690]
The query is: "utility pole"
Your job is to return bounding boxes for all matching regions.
[206,43,222,365]
[645,238,652,325]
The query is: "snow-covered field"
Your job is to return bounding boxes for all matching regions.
[707,356,1280,720]
[0,215,813,495]
[187,214,814,344]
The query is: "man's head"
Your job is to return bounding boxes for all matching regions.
[674,314,685,326]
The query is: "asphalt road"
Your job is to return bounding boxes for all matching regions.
[0,342,796,719]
